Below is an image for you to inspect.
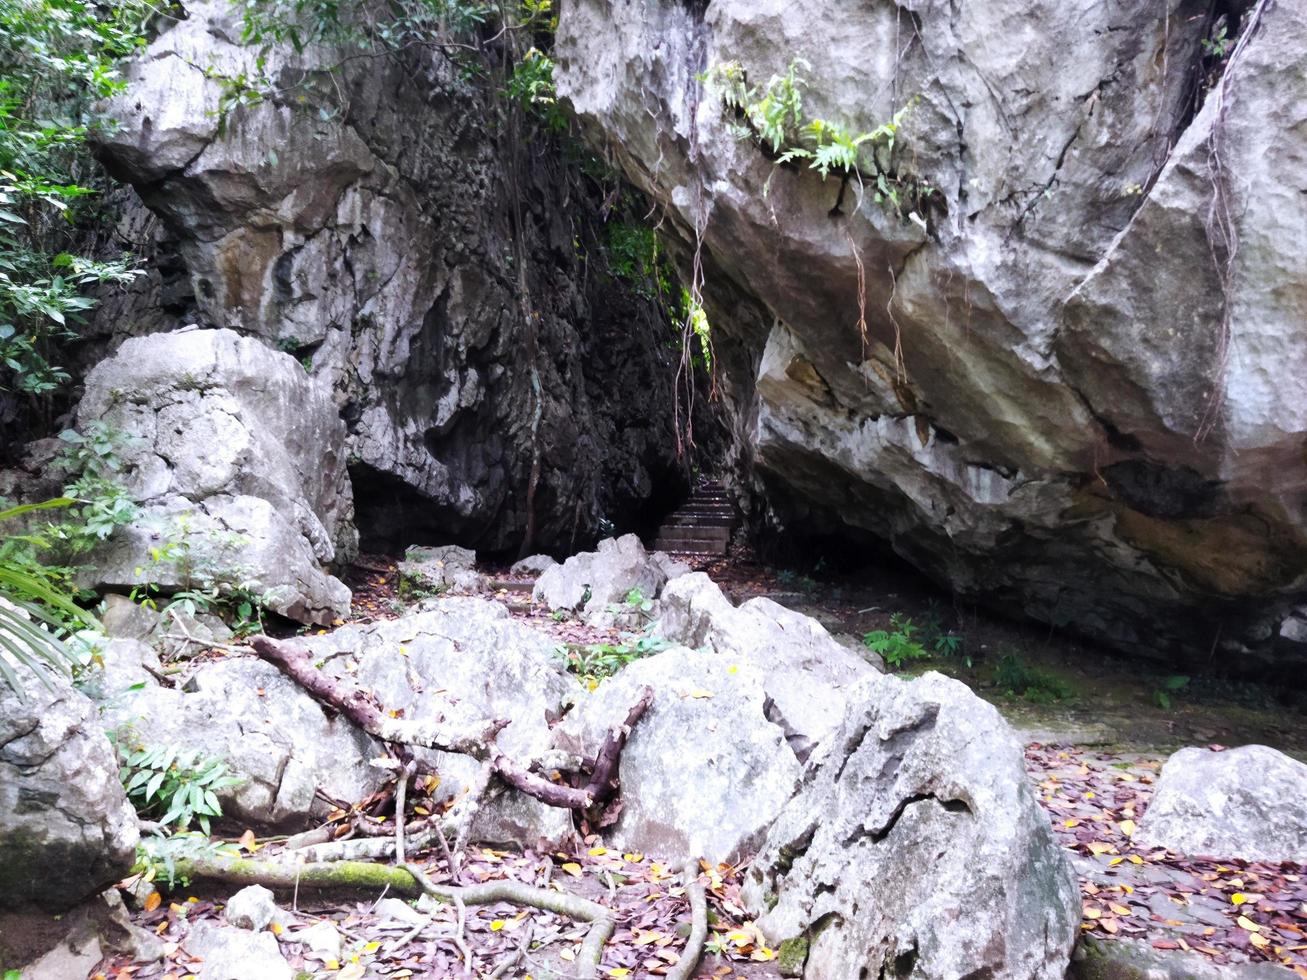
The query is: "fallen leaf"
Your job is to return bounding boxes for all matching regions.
[561,862,583,877]
[1238,915,1262,933]
[143,891,161,912]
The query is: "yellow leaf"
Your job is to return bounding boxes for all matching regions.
[751,947,776,962]
[561,862,583,877]
[324,960,341,971]
[685,688,714,699]
[1119,819,1137,836]
[1082,906,1102,920]
[1232,893,1249,906]
[1128,854,1144,864]
[1108,857,1124,866]
[1087,842,1115,855]
[491,920,506,931]
[606,970,631,978]
[623,852,644,863]
[270,921,284,936]
[1250,933,1271,949]
[588,846,608,856]
[1109,903,1132,916]
[238,828,260,853]
[143,891,162,912]
[1063,819,1080,828]
[362,940,380,953]
[414,806,430,816]
[1237,915,1261,933]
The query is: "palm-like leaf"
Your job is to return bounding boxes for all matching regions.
[0,498,98,698]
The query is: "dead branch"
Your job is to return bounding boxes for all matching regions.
[250,636,508,758]
[250,636,653,818]
[665,860,709,980]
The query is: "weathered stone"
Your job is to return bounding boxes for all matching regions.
[1135,745,1307,862]
[223,885,280,931]
[294,920,342,960]
[509,554,558,578]
[741,672,1079,979]
[553,589,871,864]
[185,919,292,980]
[1070,935,1292,980]
[77,327,355,625]
[398,544,486,596]
[553,0,1307,667]
[0,664,138,912]
[95,0,700,556]
[533,534,672,626]
[101,657,384,830]
[297,597,581,846]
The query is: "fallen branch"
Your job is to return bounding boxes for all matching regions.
[250,635,653,816]
[666,860,709,980]
[250,636,508,758]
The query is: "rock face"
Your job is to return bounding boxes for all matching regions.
[554,579,873,861]
[95,0,698,555]
[78,327,355,625]
[741,672,1079,980]
[0,665,139,912]
[1135,745,1307,863]
[397,544,486,596]
[553,0,1307,667]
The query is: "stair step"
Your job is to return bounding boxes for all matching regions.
[658,530,731,546]
[653,540,728,556]
[664,514,736,528]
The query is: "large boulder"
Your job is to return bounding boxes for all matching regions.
[102,655,383,830]
[94,0,699,555]
[77,327,355,625]
[553,597,872,862]
[741,672,1079,980]
[0,665,139,911]
[554,0,1307,667]
[295,597,581,846]
[397,544,486,596]
[1135,745,1307,863]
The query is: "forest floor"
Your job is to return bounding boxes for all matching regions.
[92,548,1307,979]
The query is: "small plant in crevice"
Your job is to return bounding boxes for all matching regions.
[699,57,934,220]
[1152,674,1191,710]
[114,735,243,834]
[555,624,671,687]
[863,613,929,669]
[993,651,1075,704]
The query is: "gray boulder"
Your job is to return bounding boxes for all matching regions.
[185,919,292,980]
[223,884,281,931]
[102,656,383,830]
[553,0,1307,667]
[534,534,684,626]
[742,672,1079,980]
[1135,745,1307,862]
[298,597,581,847]
[77,327,355,625]
[509,554,558,578]
[553,601,872,863]
[398,544,486,595]
[0,665,139,911]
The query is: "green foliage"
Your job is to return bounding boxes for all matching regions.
[503,46,566,132]
[1202,24,1232,59]
[0,0,148,412]
[556,624,671,685]
[1152,674,1190,710]
[0,496,96,695]
[135,830,240,889]
[776,568,818,594]
[702,57,926,215]
[993,651,1075,704]
[863,613,928,669]
[116,736,242,834]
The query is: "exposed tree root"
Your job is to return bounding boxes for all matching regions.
[666,860,709,980]
[166,855,617,979]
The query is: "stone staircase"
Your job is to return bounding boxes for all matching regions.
[651,482,737,557]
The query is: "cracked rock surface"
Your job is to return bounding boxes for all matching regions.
[554,0,1307,667]
[0,663,139,912]
[77,327,356,625]
[741,671,1079,979]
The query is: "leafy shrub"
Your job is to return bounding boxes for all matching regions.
[993,652,1075,704]
[863,613,928,669]
[1152,674,1190,710]
[556,624,670,686]
[116,739,242,834]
